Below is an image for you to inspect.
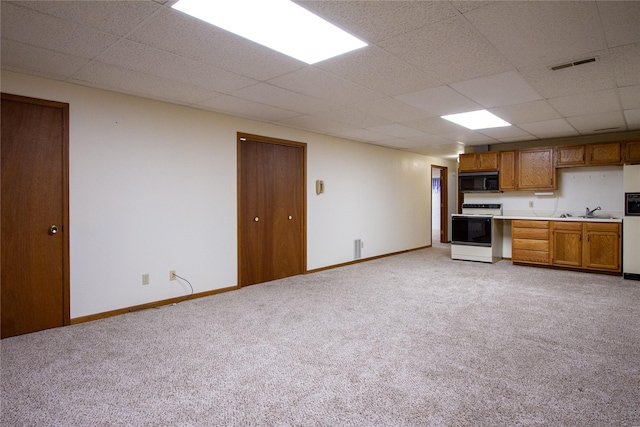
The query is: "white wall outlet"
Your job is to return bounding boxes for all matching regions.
[142,274,150,285]
[169,270,176,281]
[529,201,534,208]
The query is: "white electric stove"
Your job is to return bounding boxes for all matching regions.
[451,204,503,263]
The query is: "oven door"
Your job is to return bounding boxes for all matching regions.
[452,215,492,247]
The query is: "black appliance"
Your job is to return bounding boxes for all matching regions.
[458,171,500,192]
[625,193,640,216]
[452,215,492,246]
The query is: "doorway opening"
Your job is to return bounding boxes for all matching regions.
[431,165,449,244]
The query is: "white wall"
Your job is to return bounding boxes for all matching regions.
[464,166,624,218]
[464,166,624,257]
[2,71,456,318]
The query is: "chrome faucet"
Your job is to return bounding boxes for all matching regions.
[586,206,601,217]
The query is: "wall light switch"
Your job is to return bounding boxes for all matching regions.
[316,180,325,195]
[142,274,150,285]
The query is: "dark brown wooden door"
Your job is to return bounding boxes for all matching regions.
[1,93,69,338]
[238,134,305,286]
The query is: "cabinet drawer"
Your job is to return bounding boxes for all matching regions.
[585,222,620,233]
[513,238,549,251]
[513,220,549,229]
[513,227,549,240]
[513,249,550,264]
[551,221,582,231]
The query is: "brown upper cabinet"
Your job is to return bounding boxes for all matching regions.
[624,141,640,164]
[517,147,556,191]
[587,142,622,166]
[556,145,586,167]
[458,152,498,172]
[499,151,516,191]
[556,142,624,167]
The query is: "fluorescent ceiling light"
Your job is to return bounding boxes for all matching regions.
[172,0,367,64]
[441,110,511,130]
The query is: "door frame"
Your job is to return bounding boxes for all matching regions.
[1,92,71,328]
[431,165,449,243]
[236,132,307,287]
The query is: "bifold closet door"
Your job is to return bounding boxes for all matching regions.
[238,136,305,286]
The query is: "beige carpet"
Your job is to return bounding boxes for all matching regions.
[2,240,639,426]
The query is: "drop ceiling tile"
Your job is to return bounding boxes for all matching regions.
[519,51,616,98]
[598,1,640,48]
[70,62,220,106]
[313,106,392,129]
[267,67,380,106]
[407,135,455,147]
[366,124,425,139]
[489,100,560,125]
[548,89,621,117]
[331,128,390,143]
[95,40,257,94]
[625,109,640,130]
[295,0,458,43]
[566,112,627,134]
[349,97,433,123]
[619,86,640,110]
[229,83,336,115]
[465,1,605,68]
[519,119,578,138]
[0,39,89,79]
[196,95,300,122]
[439,130,497,144]
[315,46,442,96]
[450,71,542,108]
[1,2,119,58]
[15,0,161,37]
[477,126,533,141]
[276,115,353,134]
[394,86,481,116]
[402,117,464,135]
[610,43,640,87]
[379,16,512,84]
[127,9,303,81]
[399,135,458,149]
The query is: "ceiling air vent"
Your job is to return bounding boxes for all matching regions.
[550,57,597,71]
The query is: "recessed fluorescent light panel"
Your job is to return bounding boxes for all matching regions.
[172,0,367,64]
[441,110,511,130]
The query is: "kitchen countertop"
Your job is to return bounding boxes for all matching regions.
[494,215,622,223]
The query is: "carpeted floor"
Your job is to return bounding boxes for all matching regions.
[2,240,639,426]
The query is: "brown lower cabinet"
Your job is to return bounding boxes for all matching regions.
[512,220,621,274]
[512,220,550,264]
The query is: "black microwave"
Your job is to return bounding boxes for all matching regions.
[626,193,640,216]
[458,171,500,193]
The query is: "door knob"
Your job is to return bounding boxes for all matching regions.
[254,217,259,222]
[288,216,292,220]
[50,225,59,235]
